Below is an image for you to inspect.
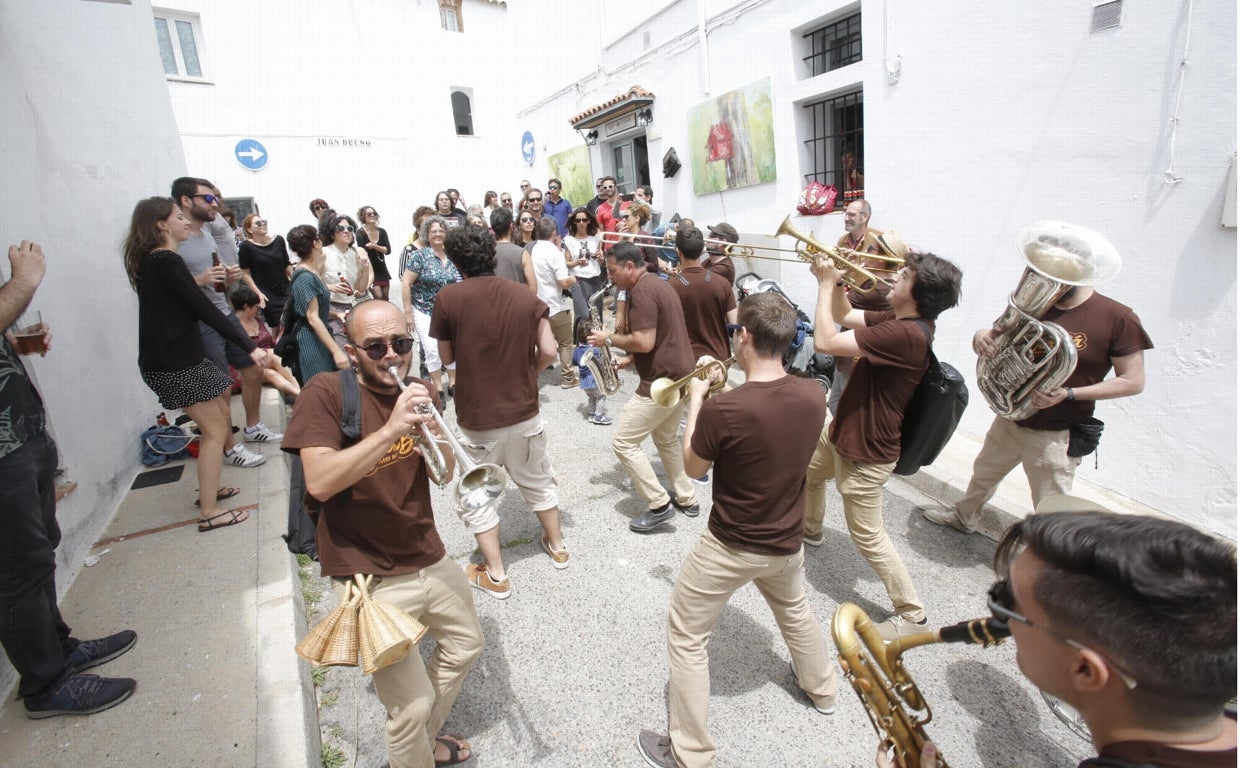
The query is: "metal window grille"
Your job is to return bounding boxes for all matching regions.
[1091,1,1122,32]
[802,13,862,77]
[802,91,864,191]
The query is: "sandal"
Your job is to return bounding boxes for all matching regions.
[434,734,472,766]
[197,508,249,532]
[194,487,241,507]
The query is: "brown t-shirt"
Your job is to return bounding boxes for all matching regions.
[705,252,735,286]
[431,276,549,431]
[1083,741,1236,768]
[836,282,893,376]
[281,373,445,578]
[624,272,695,397]
[692,376,826,556]
[669,265,737,362]
[1019,292,1153,432]
[830,312,931,464]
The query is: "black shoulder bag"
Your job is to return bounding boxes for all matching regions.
[893,320,969,477]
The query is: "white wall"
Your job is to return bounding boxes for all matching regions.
[0,0,187,692]
[165,0,521,249]
[518,0,1237,536]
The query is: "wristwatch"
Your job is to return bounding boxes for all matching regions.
[1065,387,1075,401]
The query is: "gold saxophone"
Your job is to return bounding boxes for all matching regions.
[831,603,1011,768]
[585,282,621,395]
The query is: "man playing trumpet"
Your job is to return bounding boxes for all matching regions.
[804,250,962,641]
[637,292,837,768]
[590,241,698,533]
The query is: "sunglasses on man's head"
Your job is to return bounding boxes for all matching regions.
[336,224,355,233]
[356,337,416,360]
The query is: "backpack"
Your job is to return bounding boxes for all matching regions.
[274,269,315,383]
[893,320,968,476]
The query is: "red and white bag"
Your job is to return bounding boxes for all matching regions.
[797,182,838,215]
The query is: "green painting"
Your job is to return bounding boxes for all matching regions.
[687,78,777,195]
[547,145,594,210]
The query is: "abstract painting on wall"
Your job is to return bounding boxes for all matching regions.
[547,145,594,210]
[687,78,777,195]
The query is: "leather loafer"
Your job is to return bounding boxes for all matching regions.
[630,504,676,533]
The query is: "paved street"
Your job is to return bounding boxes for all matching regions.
[310,366,1095,768]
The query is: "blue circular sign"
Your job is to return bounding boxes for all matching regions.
[521,131,535,166]
[234,139,268,171]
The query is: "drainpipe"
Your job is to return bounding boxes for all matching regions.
[697,0,711,94]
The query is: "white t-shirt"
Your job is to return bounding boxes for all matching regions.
[323,243,365,306]
[530,240,571,315]
[562,234,602,279]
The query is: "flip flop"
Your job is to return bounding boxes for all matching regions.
[434,734,472,766]
[197,508,249,532]
[194,487,241,507]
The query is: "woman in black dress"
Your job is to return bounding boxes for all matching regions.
[355,205,392,302]
[124,197,268,532]
[238,213,291,329]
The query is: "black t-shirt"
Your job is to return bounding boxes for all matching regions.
[238,236,290,297]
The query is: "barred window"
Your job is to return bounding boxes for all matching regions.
[802,13,862,77]
[801,90,864,200]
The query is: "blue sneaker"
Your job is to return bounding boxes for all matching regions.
[67,630,137,672]
[692,474,710,487]
[24,673,136,719]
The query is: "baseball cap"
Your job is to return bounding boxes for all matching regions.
[707,222,739,243]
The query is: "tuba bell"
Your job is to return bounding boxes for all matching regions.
[978,221,1122,421]
[831,603,1011,768]
[585,282,622,395]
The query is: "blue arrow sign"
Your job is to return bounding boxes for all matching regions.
[234,139,268,171]
[521,130,535,166]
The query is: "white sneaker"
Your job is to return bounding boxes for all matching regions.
[243,422,283,443]
[225,445,266,468]
[875,615,930,643]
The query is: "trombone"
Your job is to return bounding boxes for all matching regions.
[649,356,734,408]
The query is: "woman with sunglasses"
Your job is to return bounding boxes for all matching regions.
[355,205,392,302]
[238,213,291,329]
[563,207,605,323]
[285,225,350,383]
[317,211,371,347]
[513,210,538,249]
[124,196,266,531]
[229,286,300,400]
[402,215,461,402]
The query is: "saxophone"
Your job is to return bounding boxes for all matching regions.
[831,603,1011,768]
[978,221,1122,421]
[585,281,621,395]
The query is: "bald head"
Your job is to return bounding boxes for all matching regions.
[345,298,404,344]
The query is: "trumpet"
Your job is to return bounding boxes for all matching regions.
[773,215,903,293]
[649,356,733,408]
[389,368,507,514]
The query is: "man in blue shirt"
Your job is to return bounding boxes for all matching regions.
[543,178,573,237]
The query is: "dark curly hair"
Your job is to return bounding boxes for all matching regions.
[286,224,318,258]
[318,211,357,246]
[904,252,961,320]
[444,224,497,278]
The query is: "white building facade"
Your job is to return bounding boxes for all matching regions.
[513,0,1237,536]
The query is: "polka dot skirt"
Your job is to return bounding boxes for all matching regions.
[141,359,234,411]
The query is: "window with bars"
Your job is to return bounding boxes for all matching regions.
[440,0,463,32]
[801,90,864,201]
[802,13,862,77]
[153,8,204,79]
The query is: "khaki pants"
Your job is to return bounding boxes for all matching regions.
[668,530,837,768]
[954,417,1079,528]
[331,557,483,768]
[805,426,926,622]
[612,392,694,509]
[548,309,574,381]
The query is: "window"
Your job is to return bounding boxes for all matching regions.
[801,90,864,201]
[802,12,862,77]
[153,8,204,79]
[440,0,463,33]
[450,89,474,136]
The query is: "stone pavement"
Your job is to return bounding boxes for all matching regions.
[0,365,1147,767]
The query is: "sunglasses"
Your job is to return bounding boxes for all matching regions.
[529,197,543,203]
[356,337,416,360]
[253,219,268,226]
[364,211,377,217]
[193,194,220,204]
[573,217,589,223]
[987,579,1138,689]
[602,185,616,191]
[726,323,745,338]
[336,224,355,233]
[520,217,535,224]
[520,183,530,189]
[548,185,560,191]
